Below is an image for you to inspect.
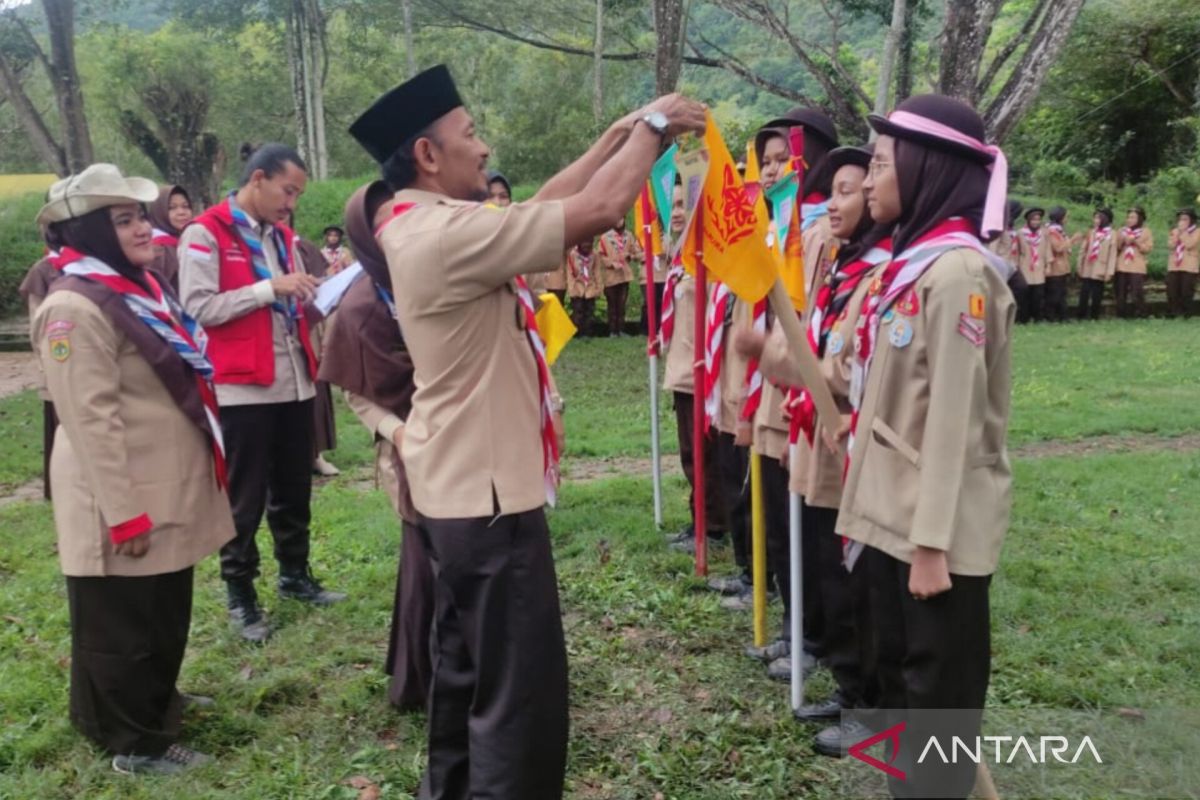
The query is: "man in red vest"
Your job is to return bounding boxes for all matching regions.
[179,143,345,643]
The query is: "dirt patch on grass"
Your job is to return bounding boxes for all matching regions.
[562,433,1200,482]
[1010,433,1200,459]
[0,353,38,399]
[0,480,42,510]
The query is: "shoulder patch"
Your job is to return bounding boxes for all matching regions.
[969,293,986,319]
[48,332,71,362]
[957,313,986,347]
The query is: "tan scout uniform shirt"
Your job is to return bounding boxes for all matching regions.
[716,297,752,435]
[597,229,641,286]
[1045,226,1073,277]
[566,248,604,299]
[838,249,1015,577]
[33,291,235,577]
[988,230,1025,275]
[379,189,565,519]
[1018,227,1047,285]
[760,265,883,508]
[1168,227,1200,273]
[1117,227,1153,275]
[641,253,670,285]
[663,273,697,394]
[757,215,836,475]
[1077,229,1119,281]
[178,218,316,406]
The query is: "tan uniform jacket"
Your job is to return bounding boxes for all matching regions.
[1116,227,1153,275]
[379,188,565,519]
[988,230,1024,274]
[1045,227,1073,277]
[640,253,670,285]
[838,248,1014,577]
[33,290,234,576]
[1077,229,1119,281]
[597,230,640,286]
[716,297,752,435]
[535,262,567,293]
[761,265,883,508]
[756,215,836,469]
[20,257,59,399]
[1017,227,1047,285]
[1167,227,1200,273]
[566,249,604,299]
[663,274,696,394]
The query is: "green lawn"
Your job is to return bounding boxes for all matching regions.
[0,318,1197,797]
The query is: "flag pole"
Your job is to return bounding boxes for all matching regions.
[639,188,664,528]
[789,489,804,710]
[750,451,767,647]
[692,220,708,577]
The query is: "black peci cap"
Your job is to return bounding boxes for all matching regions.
[827,144,873,172]
[349,65,465,164]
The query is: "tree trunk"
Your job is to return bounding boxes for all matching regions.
[0,52,68,175]
[593,0,603,123]
[286,7,310,167]
[983,0,1086,143]
[937,0,1003,103]
[402,0,416,78]
[872,0,907,129]
[306,0,329,179]
[42,0,93,171]
[652,0,685,95]
[896,1,917,102]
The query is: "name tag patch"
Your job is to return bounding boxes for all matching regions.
[888,319,914,349]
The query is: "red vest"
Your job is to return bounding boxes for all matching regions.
[189,199,318,386]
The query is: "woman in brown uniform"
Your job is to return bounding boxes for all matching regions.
[32,164,234,775]
[318,181,432,712]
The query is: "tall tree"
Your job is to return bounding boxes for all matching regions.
[0,0,94,176]
[593,0,604,121]
[651,0,685,95]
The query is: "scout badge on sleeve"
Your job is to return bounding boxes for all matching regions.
[47,320,74,361]
[958,313,986,347]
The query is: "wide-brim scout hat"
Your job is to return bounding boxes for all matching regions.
[868,94,1007,239]
[349,64,464,164]
[36,163,158,226]
[1024,207,1045,220]
[827,144,873,172]
[323,225,345,236]
[754,106,839,162]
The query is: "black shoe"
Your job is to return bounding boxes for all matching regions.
[813,718,873,758]
[744,637,789,663]
[793,693,845,722]
[278,569,347,606]
[226,580,271,643]
[767,649,818,682]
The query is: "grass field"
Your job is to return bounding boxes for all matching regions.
[1,318,1198,798]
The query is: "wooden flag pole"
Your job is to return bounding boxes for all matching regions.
[692,221,708,577]
[750,452,767,647]
[640,189,663,528]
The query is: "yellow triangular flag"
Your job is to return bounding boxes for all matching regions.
[679,112,779,304]
[535,293,576,366]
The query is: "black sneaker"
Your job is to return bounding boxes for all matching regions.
[226,580,271,643]
[744,637,790,663]
[112,744,211,775]
[278,569,347,606]
[813,718,874,758]
[793,693,846,722]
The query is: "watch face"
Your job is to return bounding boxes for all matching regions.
[647,111,669,133]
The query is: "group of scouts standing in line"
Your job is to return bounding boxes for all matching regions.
[990,201,1200,322]
[18,59,1022,799]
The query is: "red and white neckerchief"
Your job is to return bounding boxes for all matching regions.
[658,256,687,350]
[788,240,893,449]
[1120,227,1142,262]
[53,248,227,489]
[1021,226,1042,272]
[1088,227,1111,262]
[702,281,731,430]
[1176,226,1197,267]
[151,227,178,248]
[570,250,594,283]
[844,219,1005,570]
[513,275,561,506]
[739,298,769,423]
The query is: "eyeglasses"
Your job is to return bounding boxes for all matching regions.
[868,160,893,178]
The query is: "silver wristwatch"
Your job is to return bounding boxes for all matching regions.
[640,111,669,138]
